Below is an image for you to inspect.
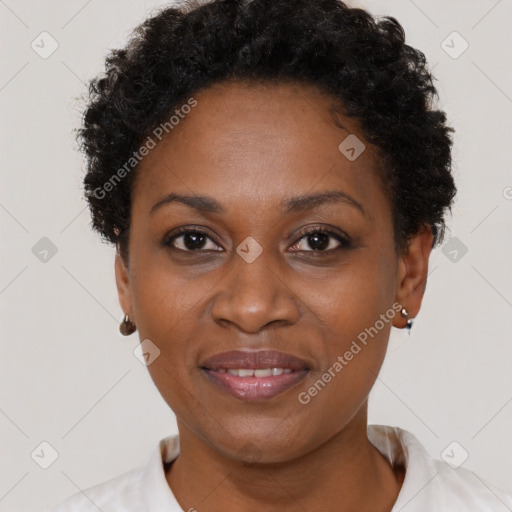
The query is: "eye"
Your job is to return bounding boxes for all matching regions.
[163,226,351,253]
[163,227,223,252]
[288,226,351,253]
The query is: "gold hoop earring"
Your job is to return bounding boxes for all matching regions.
[119,314,137,336]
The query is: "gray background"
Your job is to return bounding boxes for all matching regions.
[1,0,511,510]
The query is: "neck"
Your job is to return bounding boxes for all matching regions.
[166,407,404,512]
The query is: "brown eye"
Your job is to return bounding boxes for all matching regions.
[289,227,351,253]
[163,228,222,252]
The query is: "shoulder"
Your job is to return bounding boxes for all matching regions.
[427,458,512,511]
[43,466,145,512]
[42,434,181,512]
[368,424,512,511]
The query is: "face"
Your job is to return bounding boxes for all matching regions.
[115,80,431,463]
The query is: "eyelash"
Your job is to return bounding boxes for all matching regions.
[290,226,352,252]
[162,225,352,254]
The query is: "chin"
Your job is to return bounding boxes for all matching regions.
[200,419,312,464]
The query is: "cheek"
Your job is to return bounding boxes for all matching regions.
[300,245,398,338]
[130,253,212,336]
[130,262,204,412]
[128,262,196,396]
[296,247,398,391]
[295,277,396,439]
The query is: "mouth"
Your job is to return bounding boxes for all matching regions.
[200,350,310,401]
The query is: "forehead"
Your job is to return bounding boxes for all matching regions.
[132,80,388,221]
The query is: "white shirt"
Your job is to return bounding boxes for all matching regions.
[45,424,512,511]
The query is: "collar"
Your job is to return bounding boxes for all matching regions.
[138,424,435,511]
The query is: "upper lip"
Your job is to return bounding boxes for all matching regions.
[201,350,309,371]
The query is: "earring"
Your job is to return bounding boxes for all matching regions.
[119,314,137,336]
[400,307,414,334]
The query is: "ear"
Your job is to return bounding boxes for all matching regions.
[114,249,134,322]
[393,224,434,328]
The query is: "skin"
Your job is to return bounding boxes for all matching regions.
[115,80,433,512]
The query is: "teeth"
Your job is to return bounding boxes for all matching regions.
[254,368,272,377]
[219,368,293,377]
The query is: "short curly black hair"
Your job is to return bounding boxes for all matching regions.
[78,0,456,265]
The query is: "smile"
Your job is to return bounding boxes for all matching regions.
[201,350,310,401]
[216,368,293,376]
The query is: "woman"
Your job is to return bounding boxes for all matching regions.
[46,0,512,510]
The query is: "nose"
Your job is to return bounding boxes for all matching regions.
[210,249,301,333]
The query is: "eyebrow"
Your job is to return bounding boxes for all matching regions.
[150,190,365,216]
[284,190,365,216]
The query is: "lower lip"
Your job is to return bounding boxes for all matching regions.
[202,369,309,401]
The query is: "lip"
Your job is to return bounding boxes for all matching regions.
[201,350,310,401]
[201,349,309,371]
